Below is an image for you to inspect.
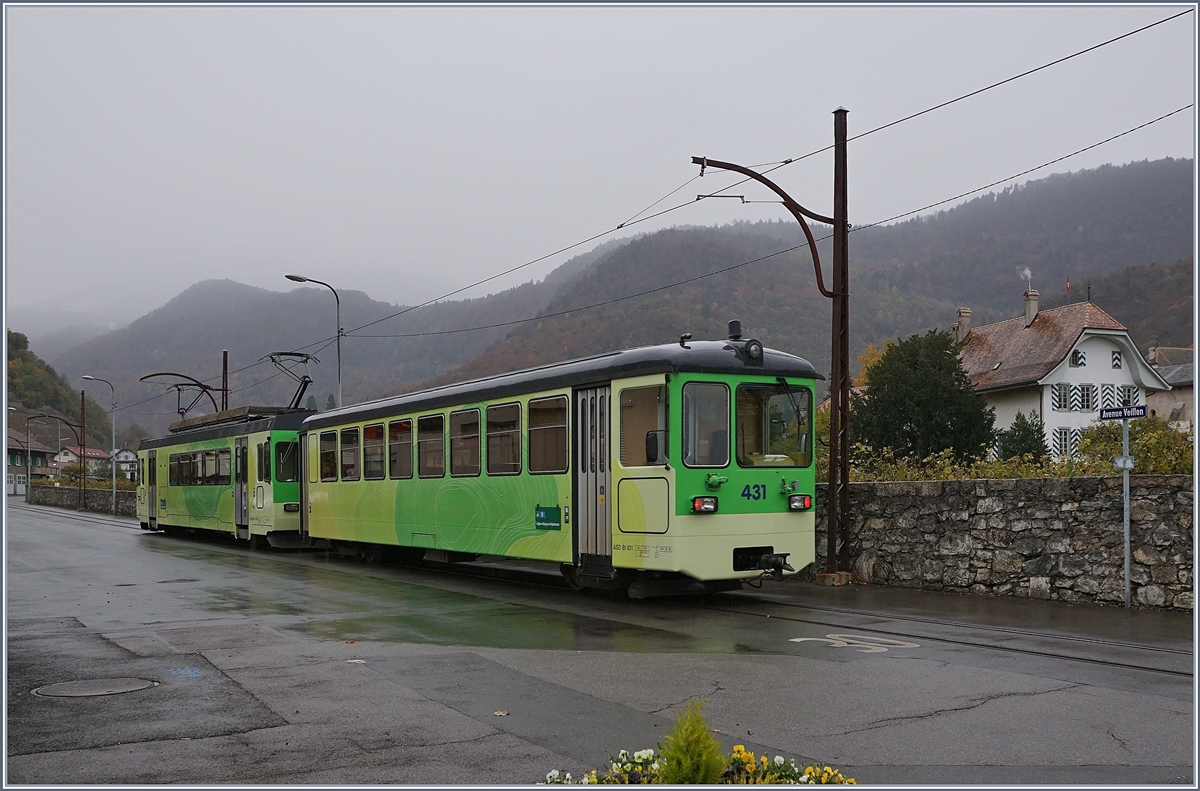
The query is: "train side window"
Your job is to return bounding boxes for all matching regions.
[218,449,232,486]
[528,395,568,474]
[388,420,413,479]
[486,403,521,475]
[203,450,218,485]
[450,409,480,477]
[319,431,338,481]
[620,385,667,466]
[255,442,265,482]
[682,382,730,468]
[275,441,299,482]
[363,424,386,480]
[169,454,180,486]
[191,452,203,485]
[341,428,360,481]
[418,415,445,478]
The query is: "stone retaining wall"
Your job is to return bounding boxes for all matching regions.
[27,486,138,518]
[811,476,1193,610]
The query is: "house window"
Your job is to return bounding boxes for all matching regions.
[1119,385,1140,407]
[1052,383,1071,411]
[1111,351,1122,369]
[1053,428,1080,458]
[1077,384,1096,412]
[1070,349,1086,367]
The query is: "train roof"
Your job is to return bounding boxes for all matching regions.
[304,339,821,431]
[137,407,315,450]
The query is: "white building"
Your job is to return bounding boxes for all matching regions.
[956,289,1170,459]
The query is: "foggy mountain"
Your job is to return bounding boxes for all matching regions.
[40,157,1193,436]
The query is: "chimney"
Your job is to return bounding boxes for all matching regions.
[953,307,972,343]
[1024,289,1039,327]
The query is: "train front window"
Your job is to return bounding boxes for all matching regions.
[681,382,729,468]
[735,383,812,468]
[275,441,299,482]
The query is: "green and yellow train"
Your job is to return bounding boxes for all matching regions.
[136,406,312,546]
[137,326,821,596]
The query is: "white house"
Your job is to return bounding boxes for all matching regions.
[956,289,1170,459]
[112,448,139,481]
[57,445,112,474]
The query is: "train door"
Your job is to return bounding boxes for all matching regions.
[574,386,612,575]
[234,437,249,539]
[298,433,310,536]
[147,450,158,529]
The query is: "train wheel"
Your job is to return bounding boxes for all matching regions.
[560,564,584,591]
[252,535,271,550]
[362,543,384,563]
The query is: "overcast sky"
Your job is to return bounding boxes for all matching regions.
[4,4,1196,338]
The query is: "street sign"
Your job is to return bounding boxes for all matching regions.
[1114,455,1135,471]
[1100,405,1147,420]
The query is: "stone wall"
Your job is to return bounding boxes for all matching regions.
[812,476,1193,611]
[28,485,138,518]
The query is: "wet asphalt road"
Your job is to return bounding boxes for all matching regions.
[5,500,1194,785]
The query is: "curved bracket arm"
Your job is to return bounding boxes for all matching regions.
[139,372,221,412]
[692,156,835,299]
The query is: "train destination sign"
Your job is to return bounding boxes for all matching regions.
[1100,405,1147,421]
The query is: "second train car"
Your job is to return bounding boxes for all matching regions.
[298,325,821,596]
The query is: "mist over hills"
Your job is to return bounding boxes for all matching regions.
[34,157,1194,436]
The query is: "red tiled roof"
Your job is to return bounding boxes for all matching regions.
[960,302,1126,391]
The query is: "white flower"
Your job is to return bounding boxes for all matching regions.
[546,769,560,782]
[651,762,660,771]
[775,756,786,765]
[634,749,655,761]
[580,776,591,785]
[618,750,629,760]
[564,774,572,782]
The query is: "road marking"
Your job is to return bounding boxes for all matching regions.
[789,633,920,653]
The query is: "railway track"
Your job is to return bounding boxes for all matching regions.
[15,501,1192,678]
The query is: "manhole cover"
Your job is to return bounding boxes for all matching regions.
[32,678,158,697]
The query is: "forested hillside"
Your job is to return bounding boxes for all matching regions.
[42,157,1193,433]
[1040,257,1194,351]
[431,158,1193,386]
[7,330,111,448]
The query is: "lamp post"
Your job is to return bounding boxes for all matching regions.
[7,407,41,502]
[82,375,117,515]
[17,411,85,510]
[286,274,342,409]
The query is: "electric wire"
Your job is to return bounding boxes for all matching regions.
[347,105,1192,340]
[341,8,1191,339]
[101,10,1192,416]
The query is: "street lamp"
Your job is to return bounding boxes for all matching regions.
[7,407,42,502]
[82,375,117,515]
[286,274,342,409]
[29,412,85,510]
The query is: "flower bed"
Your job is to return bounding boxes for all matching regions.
[542,700,854,785]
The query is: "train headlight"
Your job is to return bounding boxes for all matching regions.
[788,494,812,511]
[691,496,718,513]
[745,339,763,360]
